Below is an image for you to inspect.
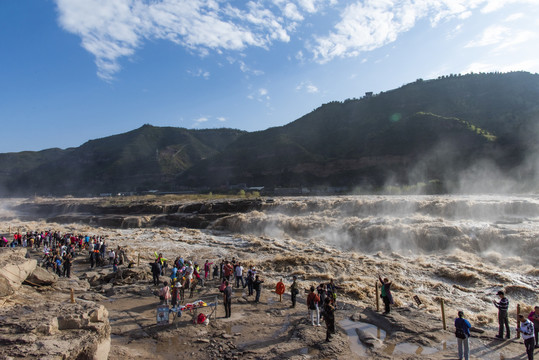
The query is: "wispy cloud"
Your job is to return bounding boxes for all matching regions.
[504,12,524,22]
[247,87,270,102]
[296,81,319,93]
[187,68,210,79]
[55,0,537,80]
[310,0,534,63]
[463,59,539,73]
[465,25,537,52]
[192,117,208,127]
[465,25,509,47]
[55,0,304,80]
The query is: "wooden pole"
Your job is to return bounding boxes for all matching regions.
[279,294,282,302]
[70,288,75,303]
[441,299,446,330]
[517,303,521,339]
[137,253,140,267]
[375,281,380,312]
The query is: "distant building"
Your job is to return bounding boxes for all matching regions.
[228,183,247,190]
[365,92,373,98]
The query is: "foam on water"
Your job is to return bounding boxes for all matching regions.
[1,195,538,326]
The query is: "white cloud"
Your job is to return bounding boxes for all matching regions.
[465,25,509,47]
[248,87,271,103]
[296,81,319,93]
[238,60,264,76]
[465,25,537,51]
[310,0,535,63]
[463,59,539,73]
[504,12,524,21]
[55,0,538,80]
[217,117,227,122]
[284,3,304,21]
[55,0,295,80]
[187,68,210,79]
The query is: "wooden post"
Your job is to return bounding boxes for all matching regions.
[70,288,75,303]
[279,294,282,302]
[375,281,380,312]
[137,253,140,267]
[517,303,521,339]
[441,299,446,330]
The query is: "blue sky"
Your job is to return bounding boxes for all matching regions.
[1,0,538,153]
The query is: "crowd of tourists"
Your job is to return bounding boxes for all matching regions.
[1,230,129,278]
[3,229,536,358]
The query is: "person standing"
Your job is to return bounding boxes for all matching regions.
[528,306,539,348]
[150,259,161,286]
[317,283,327,308]
[235,262,244,288]
[275,279,285,302]
[378,275,393,314]
[307,286,321,326]
[246,266,256,296]
[324,297,336,342]
[159,281,171,306]
[253,275,264,303]
[204,260,214,282]
[290,276,299,308]
[493,290,510,339]
[223,281,232,318]
[516,314,535,360]
[224,261,234,283]
[454,311,472,360]
[62,253,72,278]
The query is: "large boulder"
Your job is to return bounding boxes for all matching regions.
[0,300,111,359]
[25,266,59,286]
[0,247,37,297]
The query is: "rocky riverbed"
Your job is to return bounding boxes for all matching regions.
[1,195,538,359]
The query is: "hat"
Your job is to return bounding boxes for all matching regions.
[497,290,504,295]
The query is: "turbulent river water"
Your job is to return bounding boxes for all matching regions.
[1,195,538,326]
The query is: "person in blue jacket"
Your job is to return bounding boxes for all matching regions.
[455,310,472,360]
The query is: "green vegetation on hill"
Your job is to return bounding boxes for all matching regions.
[1,72,538,195]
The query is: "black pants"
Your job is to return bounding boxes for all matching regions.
[533,321,539,347]
[326,318,335,340]
[63,264,71,278]
[498,311,510,338]
[524,337,534,360]
[153,273,159,286]
[291,292,297,307]
[382,296,390,313]
[224,301,231,318]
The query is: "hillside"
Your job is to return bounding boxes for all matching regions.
[0,126,245,196]
[1,72,538,195]
[180,72,539,192]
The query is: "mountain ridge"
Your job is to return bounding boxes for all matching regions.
[1,71,538,195]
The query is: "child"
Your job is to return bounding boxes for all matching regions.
[159,281,171,306]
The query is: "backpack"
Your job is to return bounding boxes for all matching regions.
[309,294,319,310]
[219,282,226,292]
[455,327,466,339]
[197,313,207,324]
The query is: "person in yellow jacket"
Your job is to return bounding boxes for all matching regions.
[154,252,168,276]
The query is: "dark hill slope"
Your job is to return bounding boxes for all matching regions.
[2,125,245,196]
[181,72,539,190]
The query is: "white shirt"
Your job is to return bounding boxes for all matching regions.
[235,265,243,277]
[519,319,535,340]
